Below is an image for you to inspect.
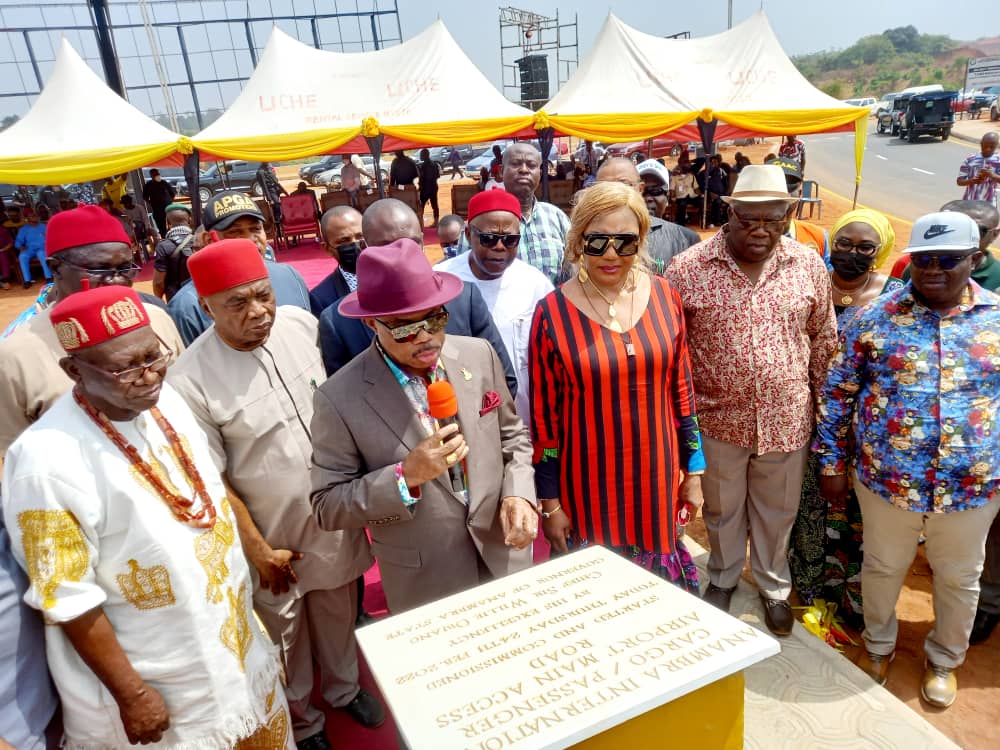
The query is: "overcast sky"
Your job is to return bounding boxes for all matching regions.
[399,0,993,90]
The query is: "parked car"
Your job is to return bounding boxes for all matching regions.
[844,96,877,114]
[970,86,1000,121]
[315,156,390,189]
[177,160,274,204]
[604,137,684,163]
[299,155,341,185]
[424,144,490,170]
[898,91,957,142]
[877,95,909,135]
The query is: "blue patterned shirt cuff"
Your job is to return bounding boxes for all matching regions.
[394,462,420,507]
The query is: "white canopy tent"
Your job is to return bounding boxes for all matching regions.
[0,39,189,185]
[540,11,868,185]
[192,21,537,161]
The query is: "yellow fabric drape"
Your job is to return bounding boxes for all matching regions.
[379,117,537,147]
[192,127,361,161]
[543,112,699,143]
[0,143,186,185]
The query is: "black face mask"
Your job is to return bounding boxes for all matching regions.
[335,241,363,274]
[830,250,874,280]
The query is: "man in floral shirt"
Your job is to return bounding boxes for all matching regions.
[666,165,836,636]
[815,211,1000,709]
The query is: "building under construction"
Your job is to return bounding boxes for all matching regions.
[0,0,402,133]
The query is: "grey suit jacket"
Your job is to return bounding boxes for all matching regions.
[310,335,535,613]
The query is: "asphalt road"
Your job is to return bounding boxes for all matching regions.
[801,127,981,222]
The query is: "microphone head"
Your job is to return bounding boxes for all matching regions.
[427,380,459,420]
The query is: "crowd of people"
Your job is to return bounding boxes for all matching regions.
[0,130,998,750]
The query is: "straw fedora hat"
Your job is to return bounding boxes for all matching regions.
[722,164,798,204]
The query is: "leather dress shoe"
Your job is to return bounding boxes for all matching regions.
[759,595,793,636]
[297,731,332,750]
[856,649,894,686]
[355,610,377,628]
[343,689,386,728]
[969,608,1000,645]
[703,584,736,612]
[921,662,957,708]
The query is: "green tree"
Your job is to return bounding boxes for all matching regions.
[822,81,844,99]
[884,25,920,52]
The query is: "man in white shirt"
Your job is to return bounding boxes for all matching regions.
[435,189,552,421]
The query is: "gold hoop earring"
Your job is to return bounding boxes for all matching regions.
[578,265,589,284]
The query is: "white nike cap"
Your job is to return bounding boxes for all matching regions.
[903,211,980,254]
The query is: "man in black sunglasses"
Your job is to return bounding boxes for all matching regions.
[597,158,700,275]
[898,199,1000,293]
[0,204,184,457]
[316,199,516,396]
[816,211,999,708]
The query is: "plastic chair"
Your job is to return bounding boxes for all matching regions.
[797,180,822,219]
[279,192,321,245]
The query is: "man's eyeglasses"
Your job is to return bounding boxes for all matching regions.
[833,237,880,256]
[582,233,640,257]
[73,334,173,385]
[731,213,788,232]
[642,186,668,198]
[471,226,521,249]
[376,309,450,343]
[60,259,141,282]
[910,253,975,271]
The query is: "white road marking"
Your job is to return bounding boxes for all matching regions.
[912,167,935,175]
[876,155,888,160]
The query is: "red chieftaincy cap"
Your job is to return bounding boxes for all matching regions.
[466,188,522,223]
[186,238,268,298]
[46,204,132,257]
[50,285,150,352]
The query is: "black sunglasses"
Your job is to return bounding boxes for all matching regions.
[471,225,520,249]
[375,309,450,343]
[642,186,667,198]
[910,253,974,270]
[582,233,640,257]
[833,237,880,256]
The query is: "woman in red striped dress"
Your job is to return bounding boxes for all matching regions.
[529,181,707,592]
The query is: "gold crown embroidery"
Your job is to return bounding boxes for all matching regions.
[220,582,253,673]
[17,510,89,610]
[116,559,175,610]
[53,318,90,350]
[234,697,290,750]
[194,497,235,604]
[100,298,143,335]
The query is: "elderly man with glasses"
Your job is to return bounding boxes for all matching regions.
[0,205,183,458]
[665,164,837,635]
[310,238,537,615]
[434,189,552,422]
[2,284,295,748]
[816,211,1000,708]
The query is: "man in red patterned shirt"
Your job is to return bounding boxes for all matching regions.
[665,165,836,635]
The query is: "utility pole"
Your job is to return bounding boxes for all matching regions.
[728,0,733,29]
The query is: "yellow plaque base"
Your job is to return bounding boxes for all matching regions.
[574,672,744,750]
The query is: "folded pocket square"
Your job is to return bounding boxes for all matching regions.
[479,390,502,417]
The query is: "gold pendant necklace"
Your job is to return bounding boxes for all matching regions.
[586,279,627,332]
[832,273,870,306]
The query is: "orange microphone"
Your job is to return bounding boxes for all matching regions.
[427,380,464,492]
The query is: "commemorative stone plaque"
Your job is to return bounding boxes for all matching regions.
[357,545,779,750]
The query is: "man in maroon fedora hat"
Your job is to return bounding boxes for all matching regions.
[310,238,538,614]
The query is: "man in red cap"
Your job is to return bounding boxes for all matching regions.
[168,239,382,750]
[434,189,552,421]
[3,284,293,749]
[310,238,538,614]
[0,204,183,457]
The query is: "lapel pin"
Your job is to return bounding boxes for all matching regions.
[460,367,472,381]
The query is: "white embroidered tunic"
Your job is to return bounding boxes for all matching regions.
[2,383,292,749]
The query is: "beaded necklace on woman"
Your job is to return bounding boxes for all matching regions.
[73,387,217,529]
